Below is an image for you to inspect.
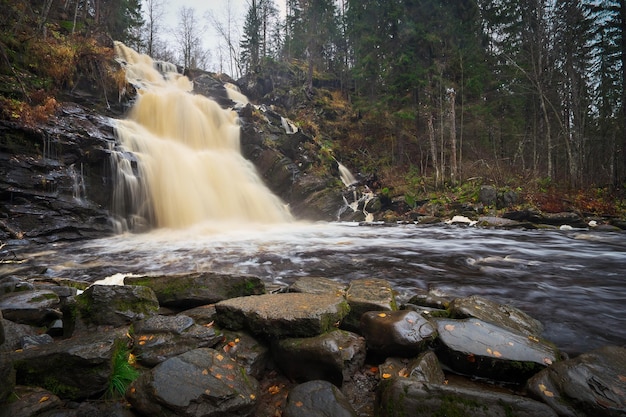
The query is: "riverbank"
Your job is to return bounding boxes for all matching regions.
[1,270,625,416]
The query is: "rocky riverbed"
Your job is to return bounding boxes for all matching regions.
[1,271,624,417]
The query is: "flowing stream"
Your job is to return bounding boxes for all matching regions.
[12,222,626,356]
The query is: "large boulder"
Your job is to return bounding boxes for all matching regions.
[434,318,560,383]
[74,284,159,327]
[131,314,222,366]
[360,310,436,357]
[9,327,129,400]
[342,278,397,332]
[127,348,259,417]
[449,294,544,336]
[215,293,350,338]
[377,378,558,417]
[273,330,366,386]
[283,380,357,417]
[125,272,265,309]
[527,345,626,417]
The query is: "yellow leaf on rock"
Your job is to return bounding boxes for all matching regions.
[39,396,49,403]
[544,390,554,397]
[619,375,626,382]
[378,313,387,318]
[543,357,553,365]
[268,385,281,395]
[486,348,493,355]
[202,369,209,375]
[493,350,502,358]
[444,324,455,331]
[295,401,304,407]
[382,373,392,379]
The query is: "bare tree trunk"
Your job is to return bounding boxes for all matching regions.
[448,88,457,184]
[427,113,440,188]
[40,0,55,37]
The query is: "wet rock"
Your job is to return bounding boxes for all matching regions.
[0,276,34,295]
[273,330,366,386]
[19,333,53,350]
[527,345,626,417]
[406,289,452,310]
[449,294,544,336]
[536,212,586,228]
[477,216,533,228]
[131,314,222,366]
[0,386,63,417]
[377,378,557,417]
[9,327,129,400]
[215,293,350,338]
[180,304,217,325]
[360,310,436,357]
[75,284,159,327]
[434,318,559,383]
[125,272,265,309]
[378,352,445,384]
[342,278,397,332]
[283,380,357,417]
[0,289,62,326]
[0,352,15,402]
[128,348,259,417]
[290,276,347,296]
[0,310,3,346]
[215,330,270,380]
[0,318,38,352]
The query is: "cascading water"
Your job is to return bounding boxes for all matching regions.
[110,43,292,232]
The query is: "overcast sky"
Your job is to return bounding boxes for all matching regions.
[161,0,286,73]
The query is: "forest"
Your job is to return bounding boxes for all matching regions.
[1,0,625,213]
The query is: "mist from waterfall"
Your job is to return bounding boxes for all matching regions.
[111,42,292,232]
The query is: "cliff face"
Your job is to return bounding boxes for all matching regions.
[0,64,357,243]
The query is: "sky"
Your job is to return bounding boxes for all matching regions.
[160,0,286,74]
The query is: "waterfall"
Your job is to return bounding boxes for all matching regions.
[111,42,292,231]
[337,162,357,187]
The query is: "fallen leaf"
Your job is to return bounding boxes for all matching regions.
[543,357,553,365]
[378,313,387,318]
[544,390,554,397]
[235,338,240,343]
[202,369,209,375]
[618,375,626,383]
[382,373,392,379]
[295,401,304,407]
[250,394,256,400]
[215,373,223,379]
[370,366,379,373]
[398,368,409,378]
[508,342,514,346]
[39,396,49,403]
[528,335,539,343]
[493,350,502,358]
[268,385,281,395]
[216,354,224,361]
[486,348,493,355]
[444,324,455,331]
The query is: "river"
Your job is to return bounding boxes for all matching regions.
[12,221,626,356]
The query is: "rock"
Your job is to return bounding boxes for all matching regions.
[290,276,347,296]
[434,318,559,383]
[527,345,626,417]
[449,294,544,336]
[377,378,558,417]
[0,289,61,327]
[0,386,63,417]
[19,333,53,350]
[180,304,217,325]
[125,272,265,309]
[9,327,129,400]
[479,186,497,206]
[75,284,159,327]
[536,212,586,227]
[215,330,270,380]
[273,330,366,386]
[477,216,532,228]
[360,310,436,357]
[0,318,38,352]
[0,352,15,402]
[378,353,446,384]
[215,293,350,338]
[131,314,222,366]
[127,348,259,417]
[407,289,452,310]
[283,380,357,417]
[342,278,397,332]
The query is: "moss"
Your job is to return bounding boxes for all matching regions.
[30,293,58,303]
[433,395,486,417]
